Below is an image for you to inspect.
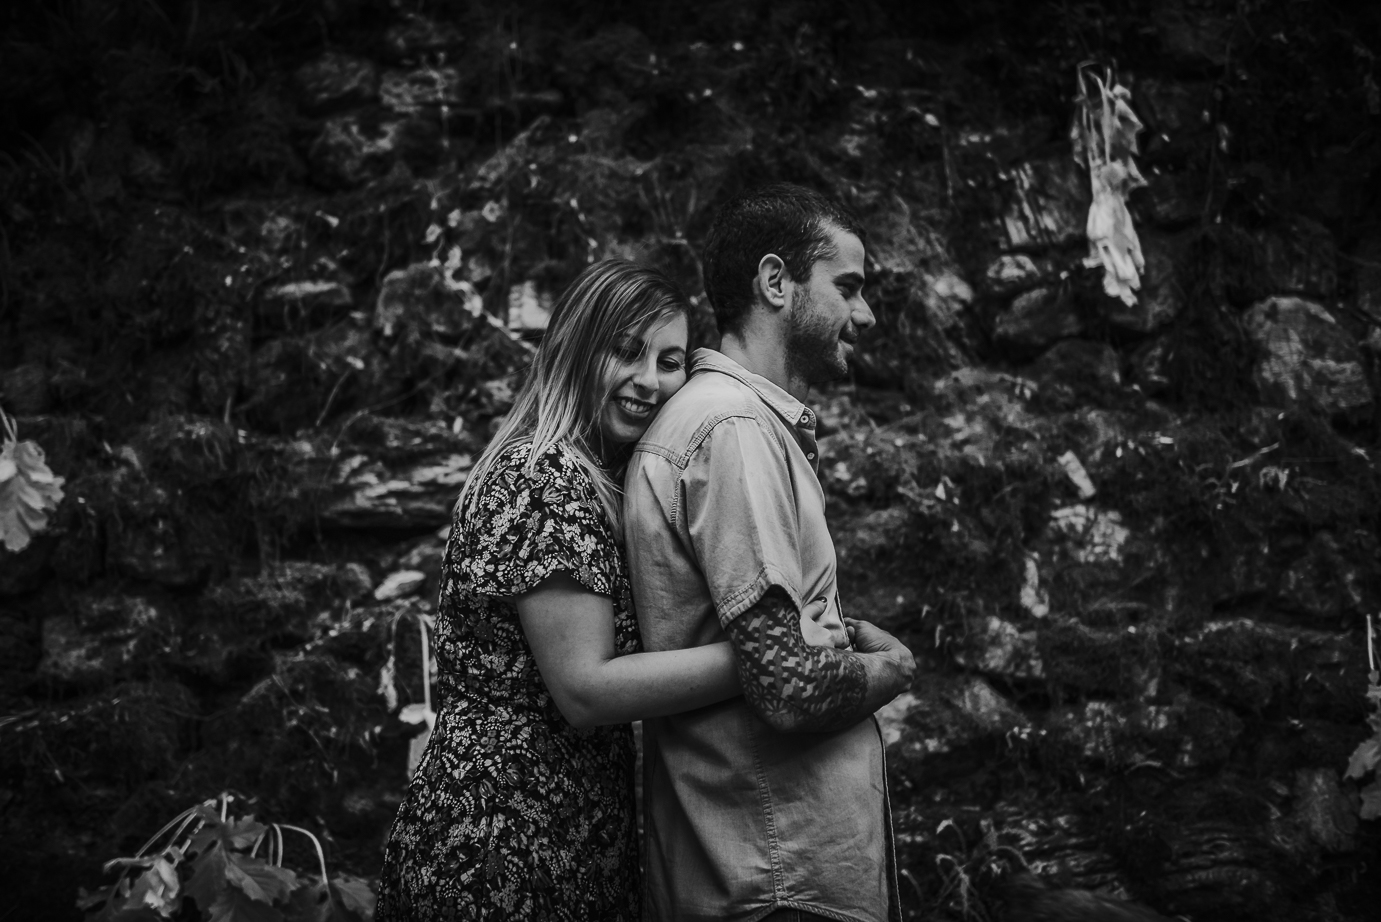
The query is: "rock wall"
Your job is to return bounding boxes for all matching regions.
[2,1,1379,919]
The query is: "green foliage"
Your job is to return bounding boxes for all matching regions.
[1343,617,1381,821]
[78,794,375,922]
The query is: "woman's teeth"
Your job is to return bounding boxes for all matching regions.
[616,397,652,417]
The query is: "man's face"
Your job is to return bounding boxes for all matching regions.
[785,225,874,385]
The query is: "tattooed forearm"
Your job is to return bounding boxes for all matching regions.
[725,586,869,733]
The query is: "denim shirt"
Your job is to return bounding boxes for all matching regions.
[625,349,897,922]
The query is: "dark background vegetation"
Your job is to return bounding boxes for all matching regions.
[3,1,1381,920]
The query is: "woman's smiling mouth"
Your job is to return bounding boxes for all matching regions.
[614,396,655,418]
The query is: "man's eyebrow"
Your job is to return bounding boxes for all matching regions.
[834,271,865,288]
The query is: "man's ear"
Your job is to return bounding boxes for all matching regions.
[755,254,789,312]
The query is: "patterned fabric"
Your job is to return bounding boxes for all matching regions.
[376,441,642,922]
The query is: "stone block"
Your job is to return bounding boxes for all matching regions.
[308,111,441,187]
[1291,768,1358,853]
[880,675,1030,785]
[1353,234,1381,324]
[1043,693,1243,770]
[322,450,473,532]
[1030,340,1124,405]
[1101,231,1184,334]
[998,157,1090,251]
[1253,218,1337,298]
[380,66,467,112]
[1129,336,1173,394]
[1135,79,1214,162]
[1133,168,1204,228]
[294,52,380,114]
[381,13,466,64]
[995,286,1083,352]
[1244,296,1371,415]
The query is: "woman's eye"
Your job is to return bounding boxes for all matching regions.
[613,345,641,362]
[658,359,684,373]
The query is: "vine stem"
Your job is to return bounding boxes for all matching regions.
[278,824,329,882]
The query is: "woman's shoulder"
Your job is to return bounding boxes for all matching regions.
[480,439,597,501]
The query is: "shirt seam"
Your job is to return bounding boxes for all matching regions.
[692,350,809,428]
[748,711,785,900]
[749,902,875,922]
[718,563,801,625]
[663,408,781,533]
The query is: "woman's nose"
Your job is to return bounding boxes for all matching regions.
[631,356,659,391]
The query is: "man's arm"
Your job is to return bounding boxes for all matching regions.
[725,586,915,733]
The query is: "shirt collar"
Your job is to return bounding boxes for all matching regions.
[690,348,818,432]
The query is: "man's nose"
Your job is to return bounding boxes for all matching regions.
[853,296,876,333]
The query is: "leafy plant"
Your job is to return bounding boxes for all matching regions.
[77,793,375,922]
[899,816,1033,922]
[0,407,66,552]
[1344,614,1381,820]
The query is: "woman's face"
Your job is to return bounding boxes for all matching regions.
[598,312,689,447]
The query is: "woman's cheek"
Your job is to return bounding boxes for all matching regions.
[660,370,688,401]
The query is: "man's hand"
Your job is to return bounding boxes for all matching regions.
[845,618,915,701]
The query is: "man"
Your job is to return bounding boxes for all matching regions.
[625,183,917,922]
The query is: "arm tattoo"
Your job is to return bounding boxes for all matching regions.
[725,586,868,733]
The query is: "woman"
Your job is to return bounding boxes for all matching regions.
[375,259,826,921]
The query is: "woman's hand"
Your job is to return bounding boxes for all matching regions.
[800,595,850,649]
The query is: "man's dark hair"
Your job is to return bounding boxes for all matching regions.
[701,183,866,335]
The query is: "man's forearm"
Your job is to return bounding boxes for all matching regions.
[726,586,908,733]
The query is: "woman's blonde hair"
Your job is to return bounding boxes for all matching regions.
[457,258,688,537]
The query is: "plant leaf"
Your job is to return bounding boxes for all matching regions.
[223,815,270,850]
[1345,737,1381,780]
[226,851,297,904]
[0,436,66,553]
[185,844,230,911]
[209,886,286,922]
[329,876,376,920]
[123,857,180,917]
[282,880,330,922]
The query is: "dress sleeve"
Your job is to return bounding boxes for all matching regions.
[456,446,618,599]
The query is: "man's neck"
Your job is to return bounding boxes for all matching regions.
[718,329,809,401]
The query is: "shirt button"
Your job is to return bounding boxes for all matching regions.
[807,452,816,460]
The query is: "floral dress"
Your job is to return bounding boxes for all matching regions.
[375,442,641,922]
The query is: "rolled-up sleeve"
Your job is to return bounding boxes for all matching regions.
[681,414,804,626]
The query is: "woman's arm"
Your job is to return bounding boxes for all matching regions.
[515,575,836,729]
[515,574,738,729]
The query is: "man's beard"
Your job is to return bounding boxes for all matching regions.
[785,287,849,385]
